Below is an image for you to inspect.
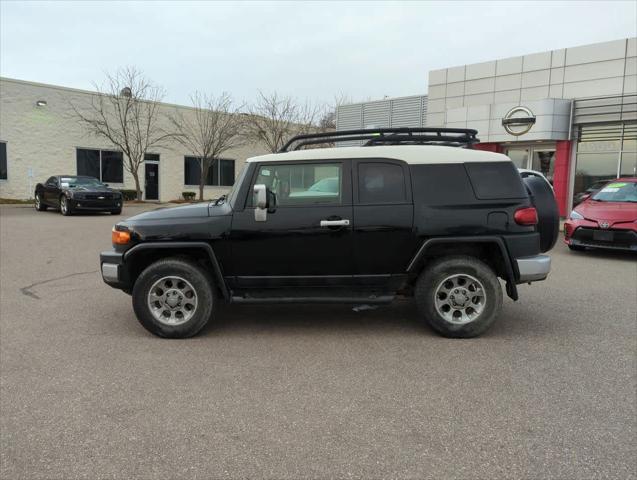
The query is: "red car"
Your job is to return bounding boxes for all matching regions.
[564,178,637,252]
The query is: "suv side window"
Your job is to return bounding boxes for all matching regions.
[252,162,343,206]
[358,162,406,204]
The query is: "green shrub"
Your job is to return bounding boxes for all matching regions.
[117,189,140,201]
[182,191,196,201]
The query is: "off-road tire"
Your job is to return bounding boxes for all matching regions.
[415,255,503,338]
[132,258,216,338]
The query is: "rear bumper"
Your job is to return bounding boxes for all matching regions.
[516,254,551,282]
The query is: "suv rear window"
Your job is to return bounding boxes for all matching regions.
[465,162,527,200]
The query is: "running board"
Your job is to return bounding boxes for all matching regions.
[231,295,395,305]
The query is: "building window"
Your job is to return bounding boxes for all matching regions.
[144,153,160,162]
[184,157,235,186]
[76,148,123,183]
[0,142,6,180]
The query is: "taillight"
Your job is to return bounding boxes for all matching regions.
[514,207,538,226]
[112,227,131,245]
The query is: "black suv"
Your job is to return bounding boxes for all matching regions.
[100,128,558,338]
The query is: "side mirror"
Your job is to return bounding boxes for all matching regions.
[254,184,268,222]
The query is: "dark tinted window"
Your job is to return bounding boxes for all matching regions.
[45,176,57,186]
[465,162,528,199]
[144,153,160,162]
[220,159,235,186]
[358,162,406,204]
[184,156,215,186]
[101,150,123,183]
[0,142,6,180]
[77,149,100,178]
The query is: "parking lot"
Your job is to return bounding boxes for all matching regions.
[0,203,635,479]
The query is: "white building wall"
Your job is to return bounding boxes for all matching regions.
[426,37,637,140]
[0,78,267,200]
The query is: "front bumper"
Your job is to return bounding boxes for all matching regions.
[564,220,637,252]
[70,197,122,211]
[516,254,551,283]
[100,250,129,289]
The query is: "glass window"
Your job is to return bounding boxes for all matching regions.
[358,162,406,204]
[101,150,123,183]
[45,176,57,186]
[506,148,529,169]
[531,150,555,185]
[220,159,235,186]
[144,153,160,162]
[620,151,637,177]
[573,152,619,197]
[253,163,342,206]
[76,149,100,179]
[184,156,215,186]
[0,142,6,180]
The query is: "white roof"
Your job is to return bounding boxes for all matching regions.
[247,145,510,165]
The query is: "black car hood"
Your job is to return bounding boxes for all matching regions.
[125,202,214,222]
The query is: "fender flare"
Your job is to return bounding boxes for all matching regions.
[406,236,519,301]
[123,241,230,300]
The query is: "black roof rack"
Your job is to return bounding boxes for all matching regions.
[279,127,479,152]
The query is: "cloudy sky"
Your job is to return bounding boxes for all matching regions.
[1,1,636,106]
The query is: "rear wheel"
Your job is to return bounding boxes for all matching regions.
[415,256,502,338]
[34,193,47,211]
[60,195,72,216]
[132,258,216,338]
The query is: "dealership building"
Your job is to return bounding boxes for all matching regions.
[337,37,637,216]
[0,77,266,201]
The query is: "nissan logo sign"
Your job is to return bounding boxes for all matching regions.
[502,106,536,136]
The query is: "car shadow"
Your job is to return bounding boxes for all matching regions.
[202,299,430,337]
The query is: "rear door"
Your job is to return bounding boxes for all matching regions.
[229,160,355,288]
[352,159,416,280]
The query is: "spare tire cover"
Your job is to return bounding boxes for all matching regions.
[523,176,559,253]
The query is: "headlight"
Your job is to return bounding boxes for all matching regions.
[569,210,584,220]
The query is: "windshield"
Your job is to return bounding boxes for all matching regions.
[227,164,248,209]
[591,181,637,202]
[60,177,104,188]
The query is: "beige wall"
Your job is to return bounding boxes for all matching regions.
[0,78,267,200]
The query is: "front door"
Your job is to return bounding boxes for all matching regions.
[229,160,354,288]
[145,163,159,200]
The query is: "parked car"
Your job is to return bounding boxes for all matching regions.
[35,175,123,215]
[573,179,613,206]
[100,128,558,339]
[564,178,637,252]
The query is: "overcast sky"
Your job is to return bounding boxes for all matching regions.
[1,1,636,107]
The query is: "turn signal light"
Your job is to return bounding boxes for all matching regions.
[514,207,538,226]
[112,228,131,245]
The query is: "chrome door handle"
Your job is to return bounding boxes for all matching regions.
[320,219,350,227]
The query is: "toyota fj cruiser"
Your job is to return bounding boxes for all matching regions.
[100,128,558,338]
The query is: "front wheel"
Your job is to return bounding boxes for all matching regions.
[415,256,503,338]
[111,208,122,215]
[132,258,216,338]
[568,244,585,252]
[34,193,47,211]
[59,195,72,216]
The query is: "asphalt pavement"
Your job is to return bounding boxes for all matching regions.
[1,204,636,479]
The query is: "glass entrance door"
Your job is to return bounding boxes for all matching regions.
[506,148,529,169]
[532,150,556,185]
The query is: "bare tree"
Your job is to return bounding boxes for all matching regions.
[244,91,321,153]
[169,92,244,200]
[72,67,172,200]
[318,93,352,131]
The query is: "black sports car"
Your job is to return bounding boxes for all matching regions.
[34,175,123,215]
